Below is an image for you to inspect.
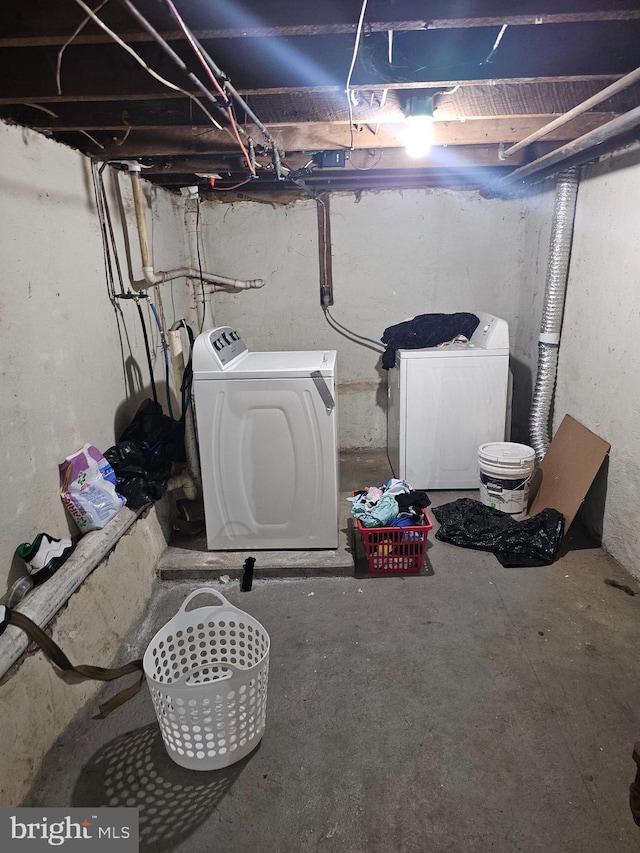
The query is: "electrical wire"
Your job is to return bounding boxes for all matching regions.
[481,24,508,65]
[90,160,139,398]
[57,0,111,95]
[150,301,174,417]
[98,163,126,294]
[208,178,253,191]
[69,0,223,132]
[21,103,58,118]
[163,0,257,176]
[79,130,105,149]
[170,319,195,418]
[135,298,158,404]
[345,0,369,151]
[91,160,117,299]
[324,307,384,353]
[349,148,383,170]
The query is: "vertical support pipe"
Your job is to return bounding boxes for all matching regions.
[128,164,153,273]
[529,167,580,462]
[167,329,201,495]
[316,194,334,308]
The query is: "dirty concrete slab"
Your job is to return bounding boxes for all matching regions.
[158,449,403,577]
[23,529,640,852]
[157,449,465,578]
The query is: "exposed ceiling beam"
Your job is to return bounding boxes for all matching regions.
[78,114,616,158]
[9,114,619,135]
[0,76,623,106]
[135,145,532,175]
[8,79,632,130]
[2,7,639,47]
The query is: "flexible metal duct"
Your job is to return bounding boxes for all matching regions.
[529,167,580,462]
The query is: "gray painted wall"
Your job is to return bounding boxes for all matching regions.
[554,148,640,578]
[206,189,532,449]
[0,123,197,592]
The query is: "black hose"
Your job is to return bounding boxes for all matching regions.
[135,299,157,404]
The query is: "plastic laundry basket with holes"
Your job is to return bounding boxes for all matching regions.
[143,588,270,771]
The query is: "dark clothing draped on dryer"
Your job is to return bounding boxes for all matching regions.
[381,312,480,369]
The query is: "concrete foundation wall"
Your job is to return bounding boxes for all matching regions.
[0,123,198,593]
[204,189,529,448]
[0,124,199,802]
[512,182,556,444]
[0,508,166,806]
[554,148,640,578]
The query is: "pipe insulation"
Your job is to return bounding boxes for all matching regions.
[529,167,580,462]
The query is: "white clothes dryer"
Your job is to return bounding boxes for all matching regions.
[387,312,510,489]
[193,327,339,550]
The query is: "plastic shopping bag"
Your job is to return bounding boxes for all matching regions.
[59,444,126,533]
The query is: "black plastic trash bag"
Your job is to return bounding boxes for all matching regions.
[104,439,174,508]
[432,498,564,567]
[118,398,186,465]
[104,399,186,508]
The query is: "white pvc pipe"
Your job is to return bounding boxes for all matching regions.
[503,65,640,158]
[166,472,198,501]
[127,166,265,292]
[137,267,266,290]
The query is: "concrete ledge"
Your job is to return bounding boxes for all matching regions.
[158,550,355,580]
[0,507,169,806]
[0,507,144,681]
[157,490,357,579]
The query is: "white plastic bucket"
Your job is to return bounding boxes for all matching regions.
[143,588,270,771]
[478,442,536,521]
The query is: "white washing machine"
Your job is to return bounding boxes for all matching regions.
[387,312,510,489]
[192,327,339,550]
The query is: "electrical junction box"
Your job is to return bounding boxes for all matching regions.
[314,150,346,168]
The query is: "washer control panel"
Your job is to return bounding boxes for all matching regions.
[206,326,248,368]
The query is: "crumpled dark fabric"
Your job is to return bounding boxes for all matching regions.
[119,398,185,464]
[396,490,431,512]
[381,312,480,369]
[104,440,175,508]
[432,498,564,567]
[104,399,186,508]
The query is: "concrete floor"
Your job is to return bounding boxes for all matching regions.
[23,452,640,852]
[158,449,400,578]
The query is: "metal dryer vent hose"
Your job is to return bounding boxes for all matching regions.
[529,167,580,462]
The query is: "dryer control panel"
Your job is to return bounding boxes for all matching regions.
[205,326,248,368]
[469,313,509,350]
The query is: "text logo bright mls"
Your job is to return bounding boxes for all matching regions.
[1,809,138,851]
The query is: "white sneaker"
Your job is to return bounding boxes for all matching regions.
[15,533,75,585]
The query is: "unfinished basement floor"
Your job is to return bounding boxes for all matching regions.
[23,452,640,852]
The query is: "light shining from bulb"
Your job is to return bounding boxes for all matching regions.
[404,116,434,158]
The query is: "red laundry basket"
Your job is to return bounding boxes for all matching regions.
[356,510,433,574]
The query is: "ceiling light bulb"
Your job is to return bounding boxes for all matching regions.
[404,115,433,158]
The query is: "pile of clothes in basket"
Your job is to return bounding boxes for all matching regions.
[348,479,431,528]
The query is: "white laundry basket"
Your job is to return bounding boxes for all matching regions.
[143,588,270,771]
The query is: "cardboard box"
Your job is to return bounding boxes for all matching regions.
[528,414,610,531]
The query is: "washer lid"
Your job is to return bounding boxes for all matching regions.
[395,312,509,360]
[194,347,336,379]
[396,342,509,360]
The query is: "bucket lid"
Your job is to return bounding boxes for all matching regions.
[478,442,536,466]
